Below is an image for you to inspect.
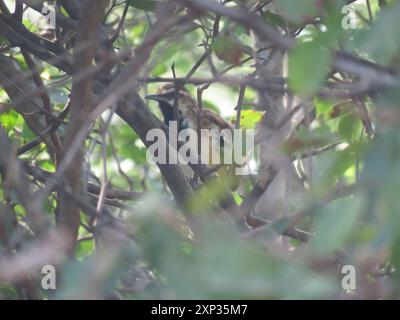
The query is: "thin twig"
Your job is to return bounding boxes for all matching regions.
[109,1,129,44]
[235,84,246,129]
[366,0,373,22]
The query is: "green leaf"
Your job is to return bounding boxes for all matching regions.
[151,64,167,77]
[129,22,147,39]
[212,35,243,65]
[320,1,345,44]
[134,204,336,299]
[21,121,36,142]
[315,97,334,117]
[239,110,263,129]
[188,177,234,214]
[311,196,362,254]
[155,43,183,65]
[0,283,18,299]
[351,2,400,64]
[274,0,319,24]
[56,244,139,299]
[328,147,357,182]
[288,42,331,96]
[0,110,20,130]
[75,238,95,260]
[37,159,56,172]
[338,114,361,142]
[362,129,400,186]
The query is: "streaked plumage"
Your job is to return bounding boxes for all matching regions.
[146,84,239,188]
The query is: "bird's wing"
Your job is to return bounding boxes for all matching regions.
[201,109,233,130]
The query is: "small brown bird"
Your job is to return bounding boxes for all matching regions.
[146,84,232,131]
[146,84,238,185]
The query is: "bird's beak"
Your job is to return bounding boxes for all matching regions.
[145,94,168,103]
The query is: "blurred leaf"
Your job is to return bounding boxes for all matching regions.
[121,144,147,164]
[151,64,167,77]
[136,209,336,298]
[0,283,18,300]
[288,42,331,96]
[329,102,354,119]
[318,1,345,44]
[239,110,263,129]
[129,22,147,39]
[75,238,95,260]
[351,2,400,64]
[362,129,400,185]
[188,176,234,214]
[37,159,56,172]
[56,243,139,299]
[313,146,357,186]
[0,110,20,131]
[311,196,362,254]
[338,114,361,142]
[155,43,183,65]
[275,0,319,24]
[284,125,336,154]
[330,148,357,181]
[315,97,334,117]
[21,121,37,142]
[212,34,243,65]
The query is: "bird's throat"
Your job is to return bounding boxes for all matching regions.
[158,101,175,125]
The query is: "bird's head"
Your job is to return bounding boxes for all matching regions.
[145,84,197,125]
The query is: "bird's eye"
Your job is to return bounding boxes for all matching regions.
[219,136,225,148]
